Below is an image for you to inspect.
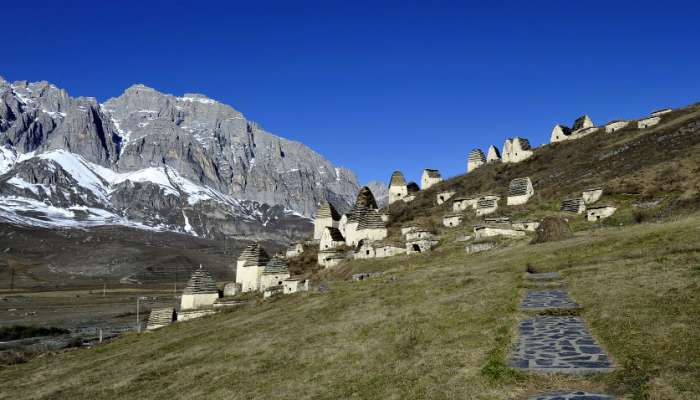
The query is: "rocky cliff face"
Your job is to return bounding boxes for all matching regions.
[0,77,360,241]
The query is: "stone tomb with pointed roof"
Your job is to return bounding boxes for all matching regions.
[467,149,486,172]
[260,256,291,291]
[236,243,271,292]
[313,201,341,240]
[502,137,533,163]
[180,266,219,311]
[550,115,598,143]
[421,169,443,189]
[355,209,388,243]
[320,226,345,250]
[487,145,501,163]
[342,186,381,246]
[507,177,534,205]
[388,171,408,204]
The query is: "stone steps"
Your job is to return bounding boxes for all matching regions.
[509,316,614,374]
[520,290,580,311]
[514,270,615,397]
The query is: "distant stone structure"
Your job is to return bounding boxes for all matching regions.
[259,256,291,292]
[146,307,175,330]
[443,214,463,227]
[313,201,340,241]
[421,169,443,189]
[285,242,304,258]
[502,137,533,163]
[474,225,526,239]
[604,120,629,133]
[371,242,406,258]
[582,187,603,204]
[354,240,375,259]
[587,205,617,221]
[236,243,270,292]
[650,108,672,117]
[282,278,309,294]
[388,171,408,204]
[263,286,283,299]
[560,198,586,214]
[637,116,660,129]
[403,182,420,202]
[355,211,388,242]
[467,148,486,172]
[550,115,598,143]
[572,115,594,131]
[223,282,241,296]
[320,226,345,250]
[317,249,345,268]
[512,221,540,231]
[436,190,455,205]
[507,177,534,205]
[179,266,219,321]
[550,124,572,142]
[484,216,511,225]
[343,186,379,246]
[486,145,501,163]
[465,242,496,254]
[476,197,499,216]
[452,196,480,212]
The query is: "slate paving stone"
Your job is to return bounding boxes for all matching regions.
[521,290,580,310]
[528,392,614,400]
[509,316,614,373]
[526,272,561,281]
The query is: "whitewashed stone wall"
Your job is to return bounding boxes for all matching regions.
[314,216,338,241]
[474,226,526,239]
[486,145,501,163]
[587,206,617,221]
[421,169,443,189]
[582,188,603,204]
[443,215,463,227]
[320,228,345,250]
[502,138,533,163]
[260,271,291,292]
[223,282,241,296]
[437,190,456,205]
[605,121,628,133]
[283,279,309,294]
[512,221,540,231]
[180,293,219,311]
[638,116,660,128]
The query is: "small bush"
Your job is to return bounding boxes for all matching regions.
[531,217,573,244]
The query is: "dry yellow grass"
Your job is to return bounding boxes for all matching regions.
[1,215,699,399]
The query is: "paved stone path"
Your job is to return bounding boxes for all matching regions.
[528,392,614,400]
[509,316,614,373]
[521,290,580,310]
[526,272,561,281]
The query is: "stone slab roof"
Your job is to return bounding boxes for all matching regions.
[423,169,442,178]
[263,256,289,274]
[183,266,218,295]
[355,186,378,209]
[560,198,585,213]
[389,171,406,187]
[316,201,341,220]
[357,210,386,230]
[468,149,486,162]
[325,226,345,242]
[238,243,270,266]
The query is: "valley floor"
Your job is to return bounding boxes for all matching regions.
[1,215,699,399]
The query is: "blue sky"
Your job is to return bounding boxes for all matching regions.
[3,1,699,185]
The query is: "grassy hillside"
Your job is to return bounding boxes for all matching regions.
[385,103,700,232]
[2,214,698,399]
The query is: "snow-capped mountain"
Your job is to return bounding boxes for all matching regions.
[0,76,360,240]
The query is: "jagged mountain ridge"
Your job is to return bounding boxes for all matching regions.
[0,76,361,239]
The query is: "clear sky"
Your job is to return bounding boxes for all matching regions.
[3,1,699,185]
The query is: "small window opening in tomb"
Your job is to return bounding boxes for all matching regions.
[439,196,444,201]
[398,193,402,197]
[366,250,370,255]
[597,215,600,220]
[412,244,421,252]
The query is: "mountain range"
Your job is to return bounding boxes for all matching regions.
[0,77,368,241]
